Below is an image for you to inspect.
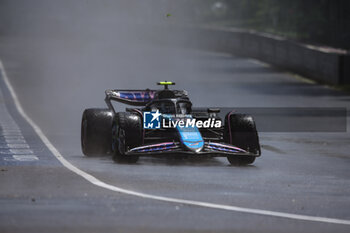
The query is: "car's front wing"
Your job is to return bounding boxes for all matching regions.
[125,141,259,157]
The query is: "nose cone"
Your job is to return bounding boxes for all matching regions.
[176,125,204,153]
[183,140,204,152]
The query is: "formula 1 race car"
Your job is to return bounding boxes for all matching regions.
[81,82,261,165]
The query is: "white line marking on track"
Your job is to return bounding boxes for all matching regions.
[7,144,30,149]
[4,135,25,140]
[1,60,350,226]
[12,155,39,161]
[5,139,27,144]
[9,149,33,154]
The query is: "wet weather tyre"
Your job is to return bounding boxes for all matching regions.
[81,108,114,156]
[112,112,142,164]
[227,155,256,166]
[224,113,261,166]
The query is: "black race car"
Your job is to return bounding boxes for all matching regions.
[81,82,261,165]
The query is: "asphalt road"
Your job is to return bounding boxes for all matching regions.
[1,4,350,232]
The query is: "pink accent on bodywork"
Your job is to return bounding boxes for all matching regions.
[130,142,176,151]
[114,91,156,102]
[208,142,246,153]
[149,91,156,99]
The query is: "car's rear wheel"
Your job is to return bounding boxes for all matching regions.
[224,113,261,166]
[113,112,142,164]
[81,108,114,156]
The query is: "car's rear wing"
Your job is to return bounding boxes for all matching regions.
[105,89,189,111]
[105,89,157,107]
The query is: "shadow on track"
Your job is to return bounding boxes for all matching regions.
[89,155,259,168]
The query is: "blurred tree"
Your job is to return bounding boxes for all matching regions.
[209,0,350,49]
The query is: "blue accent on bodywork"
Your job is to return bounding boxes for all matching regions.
[176,124,204,152]
[119,91,154,102]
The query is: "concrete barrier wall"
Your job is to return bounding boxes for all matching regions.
[187,27,350,85]
[343,55,350,84]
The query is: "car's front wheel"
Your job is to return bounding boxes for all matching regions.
[112,112,142,164]
[224,113,261,166]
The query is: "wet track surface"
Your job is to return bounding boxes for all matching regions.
[1,25,350,233]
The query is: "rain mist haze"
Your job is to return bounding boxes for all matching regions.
[0,0,212,151]
[1,2,350,232]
